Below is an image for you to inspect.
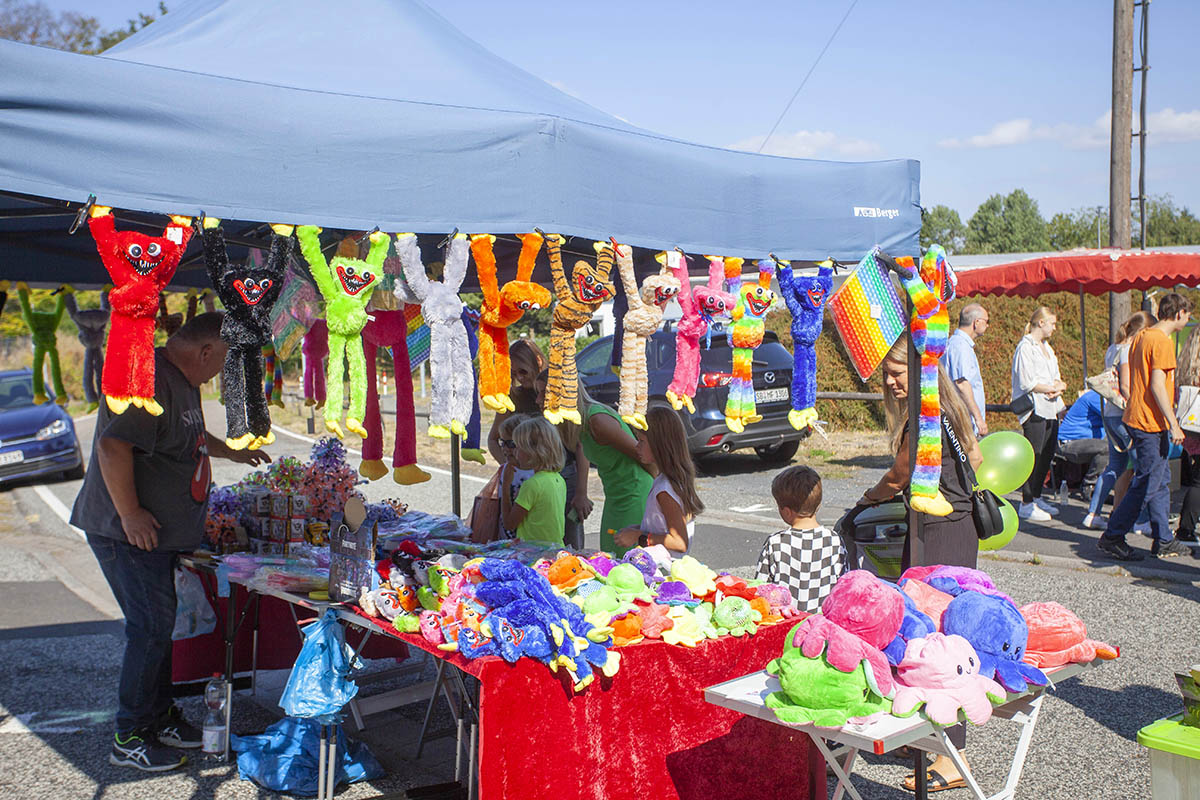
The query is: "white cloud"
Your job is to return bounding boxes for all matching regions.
[729,129,882,159]
[938,108,1199,151]
[1148,108,1200,143]
[939,118,1035,149]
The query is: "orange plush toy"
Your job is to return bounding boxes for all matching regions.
[469,233,551,412]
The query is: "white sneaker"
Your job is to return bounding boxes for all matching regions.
[1034,498,1060,516]
[1082,513,1104,529]
[1018,502,1051,522]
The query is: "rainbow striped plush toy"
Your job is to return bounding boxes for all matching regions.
[724,259,776,433]
[888,245,957,517]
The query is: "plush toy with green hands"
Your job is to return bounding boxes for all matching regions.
[295,225,386,439]
[17,282,72,405]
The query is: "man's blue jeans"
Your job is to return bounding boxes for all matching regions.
[1103,427,1172,544]
[87,534,178,733]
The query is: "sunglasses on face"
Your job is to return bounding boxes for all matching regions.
[500,439,516,449]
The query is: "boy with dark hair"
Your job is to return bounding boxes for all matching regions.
[755,465,845,612]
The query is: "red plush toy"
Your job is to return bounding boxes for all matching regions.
[88,205,193,415]
[360,309,430,486]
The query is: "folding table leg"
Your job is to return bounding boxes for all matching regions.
[938,730,988,800]
[810,735,864,800]
[416,658,448,758]
[1000,693,1045,799]
[317,724,328,800]
[468,721,478,800]
[326,728,337,800]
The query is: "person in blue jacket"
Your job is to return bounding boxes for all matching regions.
[1057,389,1108,496]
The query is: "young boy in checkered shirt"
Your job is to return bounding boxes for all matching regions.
[755,465,846,613]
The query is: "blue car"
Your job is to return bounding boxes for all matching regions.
[0,369,84,484]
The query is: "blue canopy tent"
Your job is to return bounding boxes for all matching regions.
[0,0,919,289]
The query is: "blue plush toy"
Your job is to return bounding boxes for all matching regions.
[882,584,937,667]
[942,590,1048,693]
[775,259,834,431]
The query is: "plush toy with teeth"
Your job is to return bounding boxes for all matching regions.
[64,288,110,412]
[16,282,72,406]
[296,225,386,439]
[724,260,776,433]
[87,205,193,415]
[359,309,430,485]
[614,242,679,430]
[666,254,735,414]
[776,259,834,431]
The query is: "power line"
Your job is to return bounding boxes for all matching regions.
[757,0,860,153]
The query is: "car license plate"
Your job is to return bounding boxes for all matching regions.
[754,388,789,404]
[0,451,24,466]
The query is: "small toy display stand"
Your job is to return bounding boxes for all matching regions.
[1138,716,1200,800]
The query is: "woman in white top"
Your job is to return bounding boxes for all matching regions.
[1084,311,1156,527]
[1011,307,1067,521]
[614,406,703,554]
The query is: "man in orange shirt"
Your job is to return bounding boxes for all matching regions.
[1099,293,1193,561]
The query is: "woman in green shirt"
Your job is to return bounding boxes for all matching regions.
[577,381,652,555]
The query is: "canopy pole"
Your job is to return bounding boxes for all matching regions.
[451,433,461,518]
[1080,285,1089,382]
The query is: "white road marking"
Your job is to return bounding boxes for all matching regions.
[31,484,85,540]
[0,709,113,734]
[729,503,774,513]
[270,424,488,484]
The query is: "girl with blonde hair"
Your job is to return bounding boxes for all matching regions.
[1011,306,1067,521]
[501,417,567,545]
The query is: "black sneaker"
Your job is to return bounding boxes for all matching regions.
[1176,529,1198,543]
[1152,538,1193,559]
[156,705,203,749]
[110,729,187,772]
[1098,537,1145,562]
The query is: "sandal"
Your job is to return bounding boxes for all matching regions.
[903,768,966,793]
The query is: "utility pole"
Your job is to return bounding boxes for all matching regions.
[1108,0,1134,344]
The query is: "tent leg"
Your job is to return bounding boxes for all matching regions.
[451,433,461,518]
[1080,286,1088,380]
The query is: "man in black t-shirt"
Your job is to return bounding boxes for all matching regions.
[71,312,270,772]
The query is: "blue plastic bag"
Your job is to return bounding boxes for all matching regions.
[232,718,384,796]
[279,609,359,723]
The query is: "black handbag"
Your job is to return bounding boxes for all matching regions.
[942,415,1004,540]
[1009,391,1035,418]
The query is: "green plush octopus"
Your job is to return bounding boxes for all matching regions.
[17,282,72,405]
[712,596,760,637]
[765,622,892,727]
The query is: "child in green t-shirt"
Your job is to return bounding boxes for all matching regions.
[502,417,567,545]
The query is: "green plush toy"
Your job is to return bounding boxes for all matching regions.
[295,226,387,439]
[17,282,72,406]
[712,596,760,637]
[765,622,893,727]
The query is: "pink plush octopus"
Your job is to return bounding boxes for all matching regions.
[790,615,896,697]
[636,602,675,639]
[892,633,1006,725]
[1019,602,1119,668]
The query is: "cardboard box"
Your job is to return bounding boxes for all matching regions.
[290,494,309,519]
[270,493,290,519]
[328,497,378,603]
[246,488,271,516]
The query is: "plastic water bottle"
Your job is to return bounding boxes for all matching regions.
[1058,480,1069,507]
[202,673,227,758]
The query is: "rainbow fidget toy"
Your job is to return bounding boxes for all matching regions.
[828,249,907,382]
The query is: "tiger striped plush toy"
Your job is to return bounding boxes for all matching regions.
[544,235,615,424]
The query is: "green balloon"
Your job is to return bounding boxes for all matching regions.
[977,432,1036,495]
[979,497,1018,551]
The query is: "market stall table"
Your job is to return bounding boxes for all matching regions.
[704,659,1103,800]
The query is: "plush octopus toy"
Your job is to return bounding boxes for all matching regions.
[359,309,430,485]
[64,289,110,412]
[469,232,551,413]
[16,283,71,405]
[776,258,834,431]
[200,218,292,450]
[544,235,615,424]
[296,225,387,439]
[724,260,776,433]
[666,253,735,414]
[891,632,1007,726]
[613,241,679,430]
[394,232,474,439]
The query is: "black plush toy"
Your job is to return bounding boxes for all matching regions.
[200,218,292,450]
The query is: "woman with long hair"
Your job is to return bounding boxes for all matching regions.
[1011,306,1067,521]
[486,338,546,461]
[535,368,593,550]
[615,406,705,553]
[1173,320,1200,542]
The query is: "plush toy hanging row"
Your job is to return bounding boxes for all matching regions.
[296,225,387,439]
[360,309,430,485]
[64,288,110,412]
[200,217,292,450]
[774,257,834,431]
[614,241,679,430]
[881,246,957,517]
[16,282,71,406]
[724,260,776,433]
[665,253,734,414]
[88,205,193,415]
[544,234,614,424]
[470,232,550,412]
[394,231,474,439]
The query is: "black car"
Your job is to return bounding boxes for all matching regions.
[0,369,84,484]
[577,324,805,462]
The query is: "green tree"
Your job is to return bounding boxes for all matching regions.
[920,205,967,254]
[0,0,165,54]
[1136,195,1200,247]
[965,188,1050,254]
[1048,206,1107,251]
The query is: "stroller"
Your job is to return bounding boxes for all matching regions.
[834,501,909,581]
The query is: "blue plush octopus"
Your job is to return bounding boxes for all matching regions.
[942,591,1047,694]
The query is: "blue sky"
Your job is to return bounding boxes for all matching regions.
[57,0,1200,223]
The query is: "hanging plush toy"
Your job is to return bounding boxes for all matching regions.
[394,232,474,438]
[666,254,735,414]
[470,232,551,412]
[16,283,71,405]
[302,319,328,408]
[880,246,957,516]
[360,309,430,485]
[544,235,614,424]
[64,289,110,412]
[87,205,193,415]
[724,260,776,433]
[296,225,387,439]
[614,241,679,430]
[200,218,292,450]
[775,258,834,431]
[156,293,182,337]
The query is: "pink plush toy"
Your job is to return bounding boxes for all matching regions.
[922,565,1015,606]
[892,632,1006,725]
[665,253,735,413]
[755,583,802,620]
[900,578,955,629]
[789,614,895,697]
[419,610,445,645]
[820,570,904,651]
[1019,602,1119,668]
[636,602,675,639]
[302,319,329,408]
[361,309,430,485]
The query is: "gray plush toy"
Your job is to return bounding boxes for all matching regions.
[64,290,111,412]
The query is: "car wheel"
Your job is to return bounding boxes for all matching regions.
[754,440,799,464]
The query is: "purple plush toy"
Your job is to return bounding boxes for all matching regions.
[655,581,700,607]
[621,548,661,584]
[587,554,618,578]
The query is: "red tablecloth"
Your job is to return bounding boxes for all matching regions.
[369,616,823,800]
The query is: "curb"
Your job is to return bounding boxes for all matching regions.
[981,548,1200,587]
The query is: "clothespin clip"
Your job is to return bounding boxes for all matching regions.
[533,227,546,238]
[609,236,622,252]
[68,194,96,235]
[356,226,381,243]
[438,227,460,250]
[768,253,788,267]
[674,246,689,264]
[192,210,207,235]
